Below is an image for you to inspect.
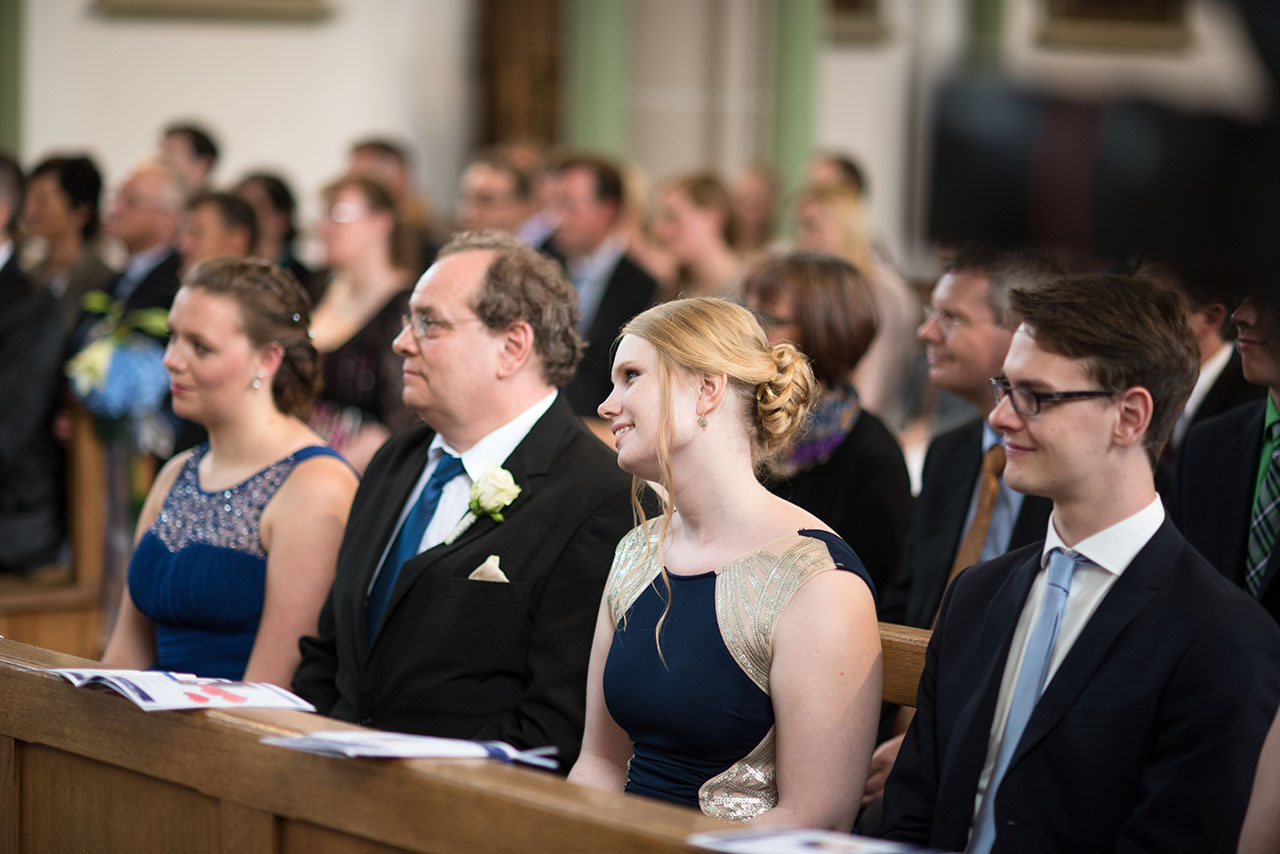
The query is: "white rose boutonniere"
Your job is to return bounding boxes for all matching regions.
[443,463,522,545]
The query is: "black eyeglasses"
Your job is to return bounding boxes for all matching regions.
[989,377,1118,416]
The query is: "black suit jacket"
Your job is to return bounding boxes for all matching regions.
[558,252,657,417]
[293,395,634,768]
[883,520,1280,853]
[1169,399,1280,621]
[880,417,1051,627]
[68,247,181,354]
[0,256,65,571]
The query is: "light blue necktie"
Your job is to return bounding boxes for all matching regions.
[968,548,1081,853]
[365,454,465,641]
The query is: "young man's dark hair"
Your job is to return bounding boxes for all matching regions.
[164,122,219,167]
[552,154,625,208]
[187,191,260,256]
[30,155,103,240]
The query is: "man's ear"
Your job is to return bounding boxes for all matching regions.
[1113,386,1154,452]
[496,320,535,378]
[1198,302,1227,339]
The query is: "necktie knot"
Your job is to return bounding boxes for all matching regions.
[1045,547,1080,593]
[430,453,465,487]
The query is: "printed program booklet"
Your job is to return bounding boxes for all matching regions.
[688,827,951,853]
[261,730,559,770]
[50,668,316,712]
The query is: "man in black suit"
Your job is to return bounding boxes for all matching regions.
[0,153,65,574]
[293,231,633,769]
[70,159,184,354]
[864,248,1061,815]
[546,155,657,420]
[882,275,1280,853]
[1139,260,1263,457]
[1170,290,1280,622]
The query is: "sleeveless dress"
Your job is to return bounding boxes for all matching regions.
[128,443,346,680]
[602,523,875,820]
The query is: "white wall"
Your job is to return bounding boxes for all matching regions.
[21,0,476,241]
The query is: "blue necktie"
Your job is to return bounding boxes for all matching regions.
[365,453,465,640]
[968,548,1082,853]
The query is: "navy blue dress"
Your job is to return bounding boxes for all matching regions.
[128,443,346,680]
[603,529,874,809]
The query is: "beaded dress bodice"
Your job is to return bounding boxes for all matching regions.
[128,443,344,680]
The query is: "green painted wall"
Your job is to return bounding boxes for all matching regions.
[0,0,20,154]
[562,0,627,156]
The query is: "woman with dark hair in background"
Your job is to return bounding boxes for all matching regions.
[570,297,881,829]
[308,175,417,471]
[102,258,358,685]
[23,154,116,337]
[743,252,912,593]
[234,171,314,292]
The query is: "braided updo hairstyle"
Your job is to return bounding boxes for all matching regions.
[181,258,321,418]
[622,296,816,465]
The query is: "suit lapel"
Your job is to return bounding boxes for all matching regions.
[1217,404,1265,586]
[357,434,435,655]
[935,551,1040,822]
[373,396,573,637]
[1008,521,1171,767]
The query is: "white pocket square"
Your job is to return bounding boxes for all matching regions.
[467,555,510,583]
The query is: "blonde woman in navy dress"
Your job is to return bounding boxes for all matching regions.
[102,258,359,687]
[568,298,881,829]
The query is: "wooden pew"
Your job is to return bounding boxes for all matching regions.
[0,404,107,657]
[0,627,929,853]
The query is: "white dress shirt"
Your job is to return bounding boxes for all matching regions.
[365,390,558,596]
[1171,341,1235,447]
[970,495,1166,829]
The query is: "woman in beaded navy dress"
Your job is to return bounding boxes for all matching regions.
[568,298,882,830]
[102,258,359,686]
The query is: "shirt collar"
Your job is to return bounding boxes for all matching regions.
[0,241,12,272]
[427,389,559,479]
[124,243,171,283]
[566,234,625,282]
[1042,494,1165,576]
[981,421,1002,453]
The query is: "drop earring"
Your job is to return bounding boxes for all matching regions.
[697,414,708,430]
[251,372,264,390]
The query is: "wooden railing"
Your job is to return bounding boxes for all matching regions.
[0,404,108,657]
[0,626,929,853]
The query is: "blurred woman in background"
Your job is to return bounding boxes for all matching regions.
[652,172,742,301]
[793,184,918,430]
[309,175,417,471]
[743,252,912,591]
[22,154,116,337]
[102,258,358,685]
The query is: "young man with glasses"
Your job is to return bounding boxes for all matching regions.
[292,231,634,770]
[882,274,1280,853]
[864,247,1062,822]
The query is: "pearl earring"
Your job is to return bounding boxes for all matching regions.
[251,372,264,390]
